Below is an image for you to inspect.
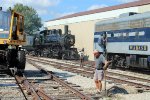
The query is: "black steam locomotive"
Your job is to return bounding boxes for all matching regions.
[25,25,78,60]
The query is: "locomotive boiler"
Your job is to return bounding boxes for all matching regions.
[26,25,78,60]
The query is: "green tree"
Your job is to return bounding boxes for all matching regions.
[13,3,42,35]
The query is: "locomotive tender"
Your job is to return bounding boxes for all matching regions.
[26,25,78,60]
[94,12,150,69]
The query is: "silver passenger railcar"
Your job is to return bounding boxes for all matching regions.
[94,12,150,69]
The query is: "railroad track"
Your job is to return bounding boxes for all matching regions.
[27,56,150,91]
[12,71,54,100]
[27,60,95,100]
[0,74,26,100]
[1,67,55,100]
[0,63,97,100]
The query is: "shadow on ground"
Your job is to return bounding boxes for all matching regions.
[94,86,128,100]
[24,70,75,78]
[107,86,128,97]
[53,72,75,79]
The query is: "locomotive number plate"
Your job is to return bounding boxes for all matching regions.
[129,45,148,51]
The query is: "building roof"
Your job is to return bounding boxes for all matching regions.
[46,0,150,22]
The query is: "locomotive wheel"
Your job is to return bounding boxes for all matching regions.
[62,54,66,60]
[57,52,62,59]
[17,50,26,71]
[110,60,117,69]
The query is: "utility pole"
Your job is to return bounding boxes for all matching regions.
[103,32,107,96]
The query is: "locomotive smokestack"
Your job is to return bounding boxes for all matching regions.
[64,25,68,34]
[58,29,62,35]
[52,29,56,34]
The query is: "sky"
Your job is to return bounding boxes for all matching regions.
[0,0,139,22]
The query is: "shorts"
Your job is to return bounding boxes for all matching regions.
[94,69,104,81]
[80,56,84,62]
[80,56,84,59]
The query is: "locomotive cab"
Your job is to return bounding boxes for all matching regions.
[0,9,26,71]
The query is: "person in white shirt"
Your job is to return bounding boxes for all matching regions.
[78,48,84,67]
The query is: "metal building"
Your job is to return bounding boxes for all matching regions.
[44,0,150,60]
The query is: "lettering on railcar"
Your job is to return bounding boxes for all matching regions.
[129,45,148,51]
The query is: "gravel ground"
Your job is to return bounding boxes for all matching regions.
[27,60,149,100]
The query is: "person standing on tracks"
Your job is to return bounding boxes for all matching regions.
[93,49,110,93]
[78,48,84,67]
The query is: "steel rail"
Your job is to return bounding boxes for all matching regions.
[30,83,55,100]
[15,75,42,100]
[14,73,54,100]
[27,59,93,100]
[10,69,28,100]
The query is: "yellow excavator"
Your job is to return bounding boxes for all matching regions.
[0,7,26,71]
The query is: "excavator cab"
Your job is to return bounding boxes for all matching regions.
[0,10,25,44]
[0,8,26,71]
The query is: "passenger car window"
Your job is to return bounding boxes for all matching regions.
[111,33,114,37]
[135,32,139,38]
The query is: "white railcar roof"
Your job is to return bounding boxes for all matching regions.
[96,11,150,26]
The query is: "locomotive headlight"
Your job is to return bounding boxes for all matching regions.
[70,38,74,43]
